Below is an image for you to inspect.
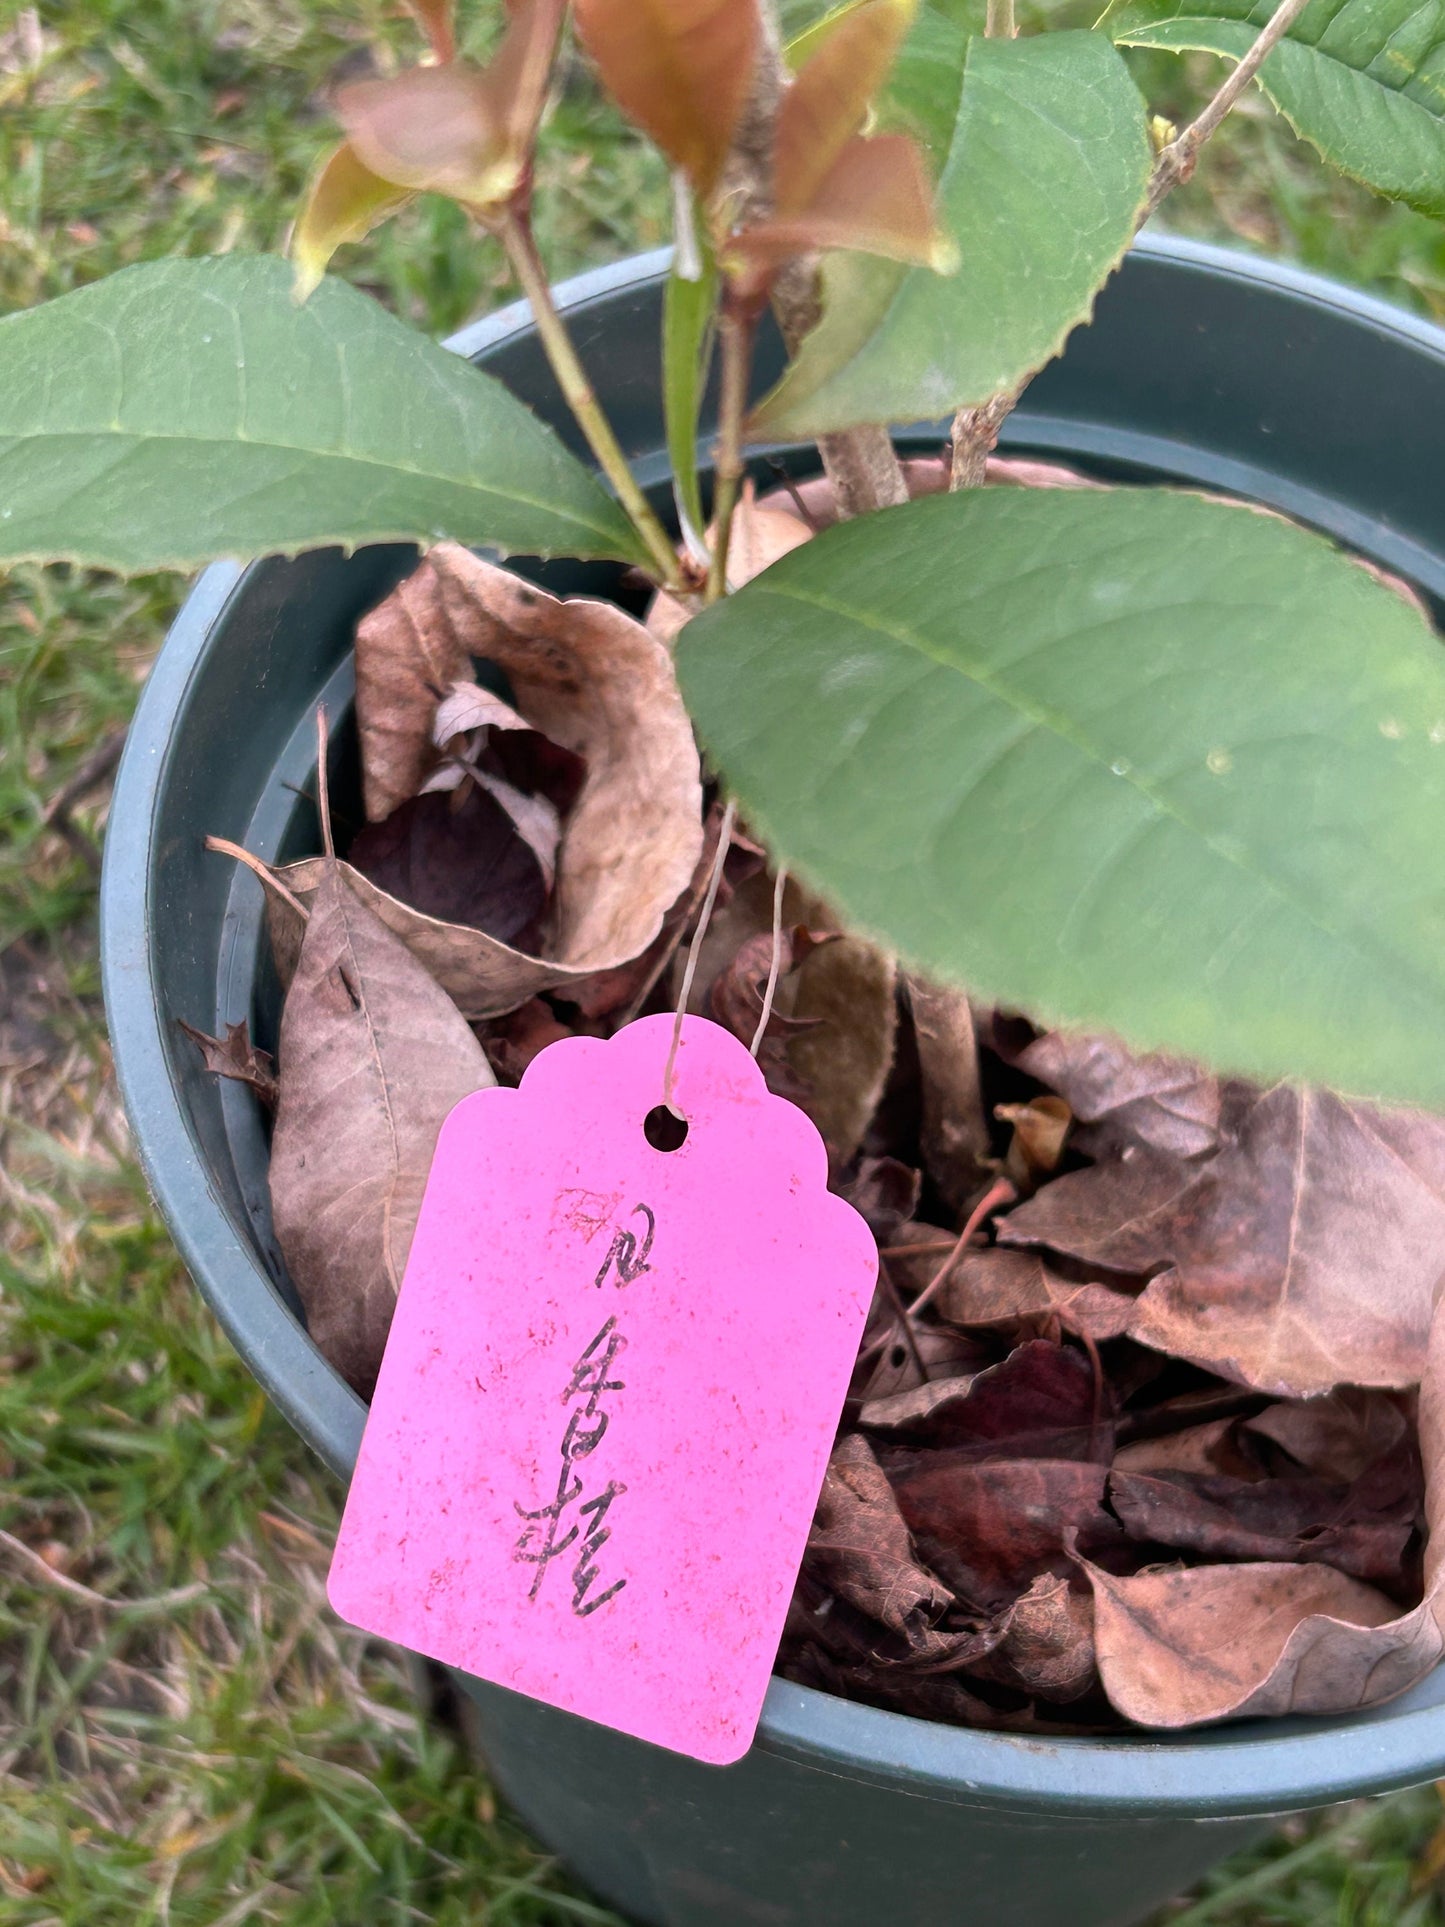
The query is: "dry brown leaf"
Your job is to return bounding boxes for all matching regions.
[1014,1028,1223,1161]
[1244,1389,1412,1484]
[273,545,704,1018]
[997,1095,1072,1190]
[972,1572,1098,1702]
[937,1248,1136,1343]
[1113,1416,1264,1480]
[1002,1083,1445,1398]
[1125,1087,1445,1397]
[889,1455,1125,1615]
[178,1019,278,1108]
[905,975,990,1213]
[1076,1299,1445,1727]
[806,1434,953,1637]
[647,486,813,644]
[787,932,897,1165]
[354,557,474,822]
[268,865,494,1394]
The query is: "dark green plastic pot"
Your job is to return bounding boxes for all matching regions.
[102,237,1445,1927]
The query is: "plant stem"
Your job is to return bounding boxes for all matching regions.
[750,0,909,519]
[1145,0,1312,215]
[949,387,1020,490]
[496,207,683,588]
[707,303,757,601]
[951,0,1310,484]
[986,0,1017,35]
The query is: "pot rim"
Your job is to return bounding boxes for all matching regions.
[102,233,1445,1818]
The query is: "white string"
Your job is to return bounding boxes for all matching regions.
[661,799,737,1117]
[749,865,788,1058]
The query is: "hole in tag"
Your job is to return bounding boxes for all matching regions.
[643,1105,689,1153]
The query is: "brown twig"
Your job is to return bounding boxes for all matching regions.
[707,302,759,601]
[907,1175,1017,1319]
[0,1526,207,1613]
[950,0,1311,485]
[986,0,1017,35]
[204,837,311,923]
[1144,0,1312,216]
[876,1254,928,1387]
[949,388,1021,492]
[41,725,127,872]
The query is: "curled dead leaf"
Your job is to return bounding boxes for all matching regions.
[276,545,704,1019]
[1076,1298,1445,1727]
[268,865,494,1395]
[178,1018,278,1108]
[905,975,991,1215]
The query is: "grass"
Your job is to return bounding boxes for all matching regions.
[2,1,1445,1920]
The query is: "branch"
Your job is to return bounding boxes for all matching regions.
[1145,0,1312,215]
[986,0,1017,36]
[951,0,1311,486]
[949,388,1019,490]
[707,302,757,600]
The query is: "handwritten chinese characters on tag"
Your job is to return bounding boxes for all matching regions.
[328,1015,877,1764]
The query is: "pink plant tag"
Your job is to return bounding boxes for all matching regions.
[327,1013,877,1764]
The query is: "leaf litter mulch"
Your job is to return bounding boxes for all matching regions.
[195,473,1445,1741]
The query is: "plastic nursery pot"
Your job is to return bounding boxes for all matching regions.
[103,236,1445,1927]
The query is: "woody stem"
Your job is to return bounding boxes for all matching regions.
[707,299,757,603]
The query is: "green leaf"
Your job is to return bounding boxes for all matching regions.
[0,254,649,573]
[676,487,1445,1114]
[1107,0,1445,217]
[662,227,718,544]
[749,32,1150,439]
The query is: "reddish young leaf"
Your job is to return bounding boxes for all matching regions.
[291,140,413,298]
[479,0,566,163]
[731,132,950,272]
[573,0,760,196]
[774,0,915,216]
[337,64,521,205]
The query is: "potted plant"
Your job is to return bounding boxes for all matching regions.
[10,0,1445,1918]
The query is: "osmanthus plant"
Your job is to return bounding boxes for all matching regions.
[5,0,1445,1119]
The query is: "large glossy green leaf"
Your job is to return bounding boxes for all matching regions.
[677,488,1445,1112]
[0,255,648,572]
[749,31,1150,439]
[1107,0,1445,217]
